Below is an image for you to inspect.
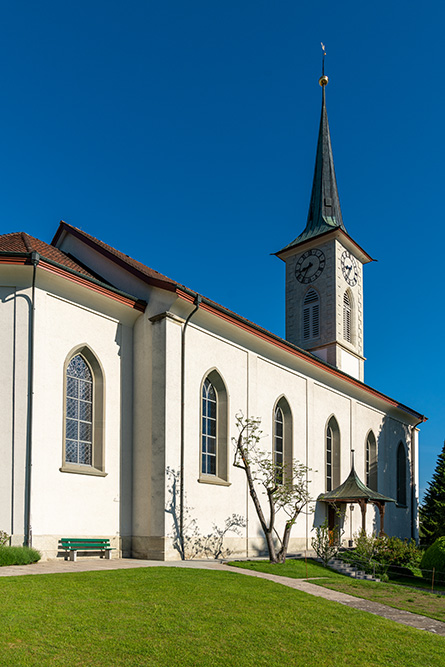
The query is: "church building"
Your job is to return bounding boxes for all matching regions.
[0,74,425,560]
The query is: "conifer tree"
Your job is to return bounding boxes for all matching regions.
[419,441,445,546]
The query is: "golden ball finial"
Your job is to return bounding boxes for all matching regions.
[319,75,329,87]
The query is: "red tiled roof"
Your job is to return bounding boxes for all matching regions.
[53,221,269,329]
[0,232,99,279]
[53,222,177,288]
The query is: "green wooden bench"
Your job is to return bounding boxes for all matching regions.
[59,538,115,562]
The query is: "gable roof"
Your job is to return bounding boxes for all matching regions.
[52,222,178,291]
[0,231,146,312]
[51,222,425,423]
[0,232,100,279]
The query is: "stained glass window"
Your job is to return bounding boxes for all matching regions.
[202,378,217,475]
[65,354,93,466]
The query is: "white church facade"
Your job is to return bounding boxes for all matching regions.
[0,76,425,560]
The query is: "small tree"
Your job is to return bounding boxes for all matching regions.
[311,519,340,567]
[233,414,312,563]
[420,441,445,547]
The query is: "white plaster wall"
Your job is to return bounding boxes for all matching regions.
[29,283,135,556]
[0,286,19,538]
[161,312,418,558]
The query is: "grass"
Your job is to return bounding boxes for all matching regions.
[0,568,443,666]
[229,557,338,579]
[0,546,41,566]
[230,559,445,624]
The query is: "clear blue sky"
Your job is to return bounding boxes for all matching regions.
[1,1,442,500]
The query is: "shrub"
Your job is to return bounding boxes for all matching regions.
[374,536,423,568]
[0,546,41,566]
[311,519,340,566]
[420,536,445,583]
[0,531,10,547]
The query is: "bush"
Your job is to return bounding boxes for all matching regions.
[311,519,340,567]
[420,536,445,583]
[0,546,41,566]
[374,536,422,568]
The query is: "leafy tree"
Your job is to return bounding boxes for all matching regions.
[311,519,340,567]
[233,414,312,563]
[419,441,445,547]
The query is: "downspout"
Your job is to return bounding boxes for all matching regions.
[24,251,40,547]
[179,294,201,558]
[410,417,424,542]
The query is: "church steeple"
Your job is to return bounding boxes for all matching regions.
[276,61,373,383]
[280,73,347,252]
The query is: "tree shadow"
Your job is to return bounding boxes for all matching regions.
[165,467,245,560]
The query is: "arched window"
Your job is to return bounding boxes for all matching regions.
[326,417,340,491]
[343,291,351,343]
[200,370,228,482]
[63,346,105,475]
[366,431,377,491]
[397,442,407,506]
[273,406,284,484]
[303,289,320,341]
[272,396,293,484]
[272,397,293,485]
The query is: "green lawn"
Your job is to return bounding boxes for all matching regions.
[230,559,445,624]
[0,568,443,666]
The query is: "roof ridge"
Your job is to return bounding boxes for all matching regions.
[20,232,33,253]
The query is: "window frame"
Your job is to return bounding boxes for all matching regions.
[272,396,293,485]
[303,289,320,341]
[60,345,107,477]
[326,416,340,492]
[365,430,378,491]
[396,441,407,507]
[199,369,230,486]
[343,290,352,343]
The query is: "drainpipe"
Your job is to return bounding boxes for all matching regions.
[410,417,424,543]
[24,251,40,547]
[179,294,201,558]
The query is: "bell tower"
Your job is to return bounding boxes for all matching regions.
[274,68,373,382]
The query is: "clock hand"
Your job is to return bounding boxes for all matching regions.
[301,262,313,276]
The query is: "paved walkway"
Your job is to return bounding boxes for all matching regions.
[1,558,444,636]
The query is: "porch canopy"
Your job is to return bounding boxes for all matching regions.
[318,464,396,536]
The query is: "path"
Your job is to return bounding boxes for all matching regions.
[0,558,444,636]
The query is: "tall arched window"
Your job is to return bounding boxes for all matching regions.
[63,346,105,475]
[326,417,340,491]
[343,291,351,343]
[273,397,293,485]
[397,442,407,506]
[366,431,377,491]
[200,370,228,482]
[303,289,320,341]
[66,355,93,466]
[273,406,284,484]
[202,379,217,476]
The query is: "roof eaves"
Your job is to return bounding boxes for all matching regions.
[53,222,177,292]
[0,249,146,311]
[175,287,426,422]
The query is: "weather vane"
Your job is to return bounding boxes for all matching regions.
[319,42,328,87]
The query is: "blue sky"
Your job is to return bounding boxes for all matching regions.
[1,1,443,500]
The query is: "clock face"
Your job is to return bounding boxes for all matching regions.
[295,248,326,284]
[341,250,358,286]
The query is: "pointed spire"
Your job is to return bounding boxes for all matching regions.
[305,75,346,234]
[277,68,348,253]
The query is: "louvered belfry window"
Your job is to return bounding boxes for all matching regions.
[303,289,320,340]
[343,291,351,342]
[65,354,93,466]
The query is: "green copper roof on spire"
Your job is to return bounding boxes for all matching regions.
[281,75,347,252]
